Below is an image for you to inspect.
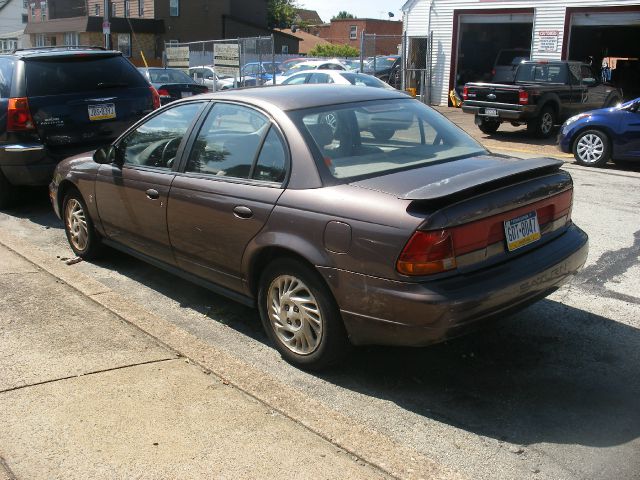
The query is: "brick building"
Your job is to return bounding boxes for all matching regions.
[317,18,402,55]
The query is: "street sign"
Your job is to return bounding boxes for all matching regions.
[214,43,240,78]
[165,46,190,71]
[102,21,110,35]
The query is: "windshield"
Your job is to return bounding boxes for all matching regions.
[262,62,279,74]
[290,99,485,181]
[282,63,317,76]
[366,57,398,70]
[147,68,195,84]
[340,73,391,88]
[515,64,567,83]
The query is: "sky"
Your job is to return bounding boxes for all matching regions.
[297,0,405,23]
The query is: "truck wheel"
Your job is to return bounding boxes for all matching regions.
[478,119,500,134]
[527,106,556,138]
[0,170,15,210]
[573,129,610,168]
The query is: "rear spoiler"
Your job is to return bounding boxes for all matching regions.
[403,157,563,201]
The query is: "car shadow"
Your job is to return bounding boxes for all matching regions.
[1,187,64,229]
[317,299,640,449]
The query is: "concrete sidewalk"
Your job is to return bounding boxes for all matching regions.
[0,244,389,480]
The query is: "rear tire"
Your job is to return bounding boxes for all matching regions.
[478,119,500,134]
[370,126,396,141]
[572,129,610,168]
[0,170,15,209]
[62,189,103,259]
[527,106,556,138]
[257,258,351,371]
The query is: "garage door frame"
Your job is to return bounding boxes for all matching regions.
[449,8,535,100]
[562,5,640,60]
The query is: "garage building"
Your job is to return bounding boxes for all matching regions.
[402,0,640,105]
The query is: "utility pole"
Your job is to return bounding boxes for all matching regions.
[103,0,110,49]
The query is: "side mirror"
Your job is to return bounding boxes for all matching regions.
[93,145,114,164]
[583,77,597,87]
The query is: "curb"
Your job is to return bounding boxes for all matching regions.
[0,229,467,480]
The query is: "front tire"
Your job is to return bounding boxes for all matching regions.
[257,258,351,370]
[527,106,556,138]
[573,129,610,167]
[63,189,103,259]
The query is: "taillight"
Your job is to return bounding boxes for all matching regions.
[463,86,468,101]
[7,97,35,131]
[491,69,496,76]
[397,230,457,276]
[150,86,161,109]
[518,90,529,105]
[157,88,170,97]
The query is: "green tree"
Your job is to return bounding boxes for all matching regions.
[332,11,355,20]
[308,43,359,58]
[268,0,298,28]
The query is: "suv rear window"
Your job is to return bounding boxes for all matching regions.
[25,55,148,96]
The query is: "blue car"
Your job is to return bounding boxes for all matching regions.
[241,61,280,84]
[558,97,640,167]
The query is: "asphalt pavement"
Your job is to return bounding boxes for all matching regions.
[0,117,638,480]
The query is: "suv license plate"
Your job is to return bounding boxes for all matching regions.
[485,108,498,117]
[88,103,116,121]
[504,211,541,252]
[181,91,193,98]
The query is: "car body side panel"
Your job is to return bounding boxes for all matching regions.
[616,109,640,159]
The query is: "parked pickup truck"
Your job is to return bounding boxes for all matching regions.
[462,60,623,138]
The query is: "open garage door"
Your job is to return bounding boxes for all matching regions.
[566,9,640,100]
[452,12,533,98]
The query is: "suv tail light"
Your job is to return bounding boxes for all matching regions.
[150,86,161,109]
[518,90,529,105]
[463,86,468,101]
[7,97,35,131]
[397,230,457,276]
[157,88,170,97]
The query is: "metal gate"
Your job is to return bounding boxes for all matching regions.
[164,36,276,90]
[402,34,433,104]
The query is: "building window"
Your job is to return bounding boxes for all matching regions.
[138,0,144,16]
[0,39,18,53]
[95,4,100,16]
[111,2,116,17]
[281,45,288,54]
[124,0,130,17]
[349,25,357,40]
[35,33,47,47]
[22,14,27,23]
[64,32,79,46]
[118,33,131,57]
[30,6,35,20]
[41,1,47,21]
[23,0,28,8]
[170,0,179,17]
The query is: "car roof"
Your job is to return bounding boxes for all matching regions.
[192,84,407,111]
[10,46,121,59]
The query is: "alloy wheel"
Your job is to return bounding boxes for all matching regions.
[541,112,553,135]
[267,275,323,355]
[65,198,89,252]
[576,133,604,164]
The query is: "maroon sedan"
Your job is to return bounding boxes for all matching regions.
[49,85,588,370]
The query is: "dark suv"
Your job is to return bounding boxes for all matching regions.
[0,46,159,208]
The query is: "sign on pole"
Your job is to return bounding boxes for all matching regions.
[102,21,110,35]
[214,43,240,78]
[165,46,190,71]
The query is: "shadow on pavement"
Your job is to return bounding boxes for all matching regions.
[2,187,63,229]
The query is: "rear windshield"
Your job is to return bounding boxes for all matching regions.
[25,55,148,96]
[340,73,389,88]
[515,63,567,83]
[146,68,194,84]
[290,99,485,181]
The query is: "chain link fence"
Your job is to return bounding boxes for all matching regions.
[402,35,433,104]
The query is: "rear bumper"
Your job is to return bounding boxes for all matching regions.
[462,103,537,122]
[0,144,56,186]
[318,224,588,347]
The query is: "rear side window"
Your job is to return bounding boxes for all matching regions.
[0,57,15,98]
[25,55,148,96]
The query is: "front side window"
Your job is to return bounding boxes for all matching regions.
[170,0,179,16]
[187,103,280,181]
[282,73,309,85]
[117,33,131,57]
[291,99,485,181]
[308,73,331,84]
[119,103,202,169]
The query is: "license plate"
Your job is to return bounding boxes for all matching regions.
[88,103,116,121]
[485,108,498,117]
[504,211,541,252]
[181,91,193,98]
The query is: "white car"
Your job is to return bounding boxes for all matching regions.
[281,70,396,91]
[189,66,236,91]
[275,60,347,84]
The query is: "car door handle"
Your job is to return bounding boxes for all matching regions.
[233,206,253,219]
[146,189,160,200]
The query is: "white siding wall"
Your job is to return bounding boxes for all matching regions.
[403,0,640,105]
[0,0,26,38]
